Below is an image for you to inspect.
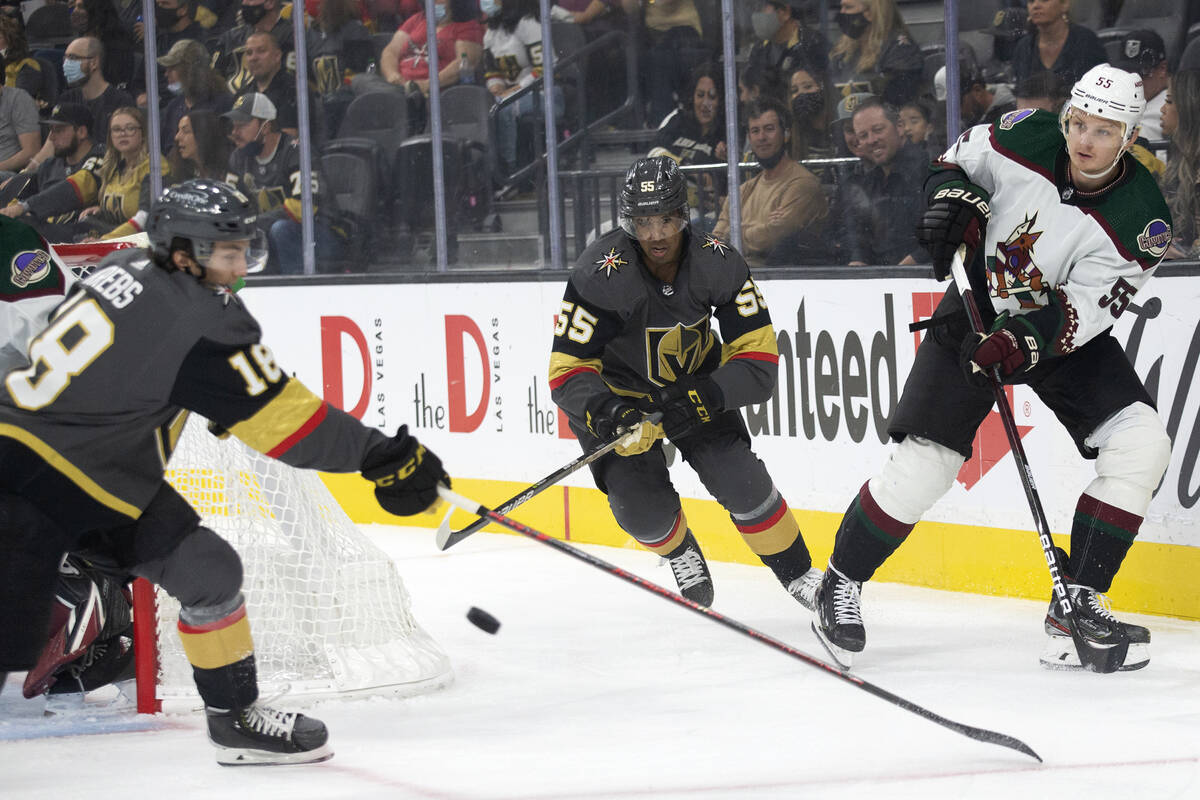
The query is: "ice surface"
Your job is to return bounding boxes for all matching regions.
[3,525,1198,799]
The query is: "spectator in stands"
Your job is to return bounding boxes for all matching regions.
[72,0,138,89]
[977,5,1027,85]
[1011,0,1105,89]
[222,92,341,273]
[53,37,134,142]
[158,39,234,155]
[214,0,296,94]
[831,90,872,160]
[380,0,484,132]
[2,106,169,241]
[746,0,829,102]
[786,65,834,163]
[484,0,565,179]
[897,97,939,161]
[634,0,711,127]
[1114,30,1170,143]
[828,0,921,106]
[1160,71,1199,259]
[0,80,39,178]
[939,60,1015,128]
[712,97,827,267]
[0,16,56,115]
[169,109,233,181]
[648,62,726,229]
[0,103,103,230]
[1012,70,1068,112]
[307,0,372,135]
[840,96,925,265]
[240,31,314,139]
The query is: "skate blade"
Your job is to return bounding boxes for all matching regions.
[215,743,334,766]
[1039,638,1149,672]
[811,621,855,671]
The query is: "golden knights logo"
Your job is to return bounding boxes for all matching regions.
[594,247,627,277]
[645,317,714,386]
[989,214,1047,309]
[701,234,729,257]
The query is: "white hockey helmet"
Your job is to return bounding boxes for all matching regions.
[1060,64,1146,144]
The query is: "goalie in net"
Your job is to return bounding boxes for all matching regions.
[0,182,451,765]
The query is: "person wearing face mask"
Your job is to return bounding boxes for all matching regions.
[712,97,826,267]
[48,37,133,147]
[828,0,921,107]
[213,0,295,91]
[70,0,138,89]
[746,0,829,104]
[785,64,834,165]
[380,0,484,98]
[157,39,234,157]
[648,63,728,230]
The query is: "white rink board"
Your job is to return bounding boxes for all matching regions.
[241,275,1199,548]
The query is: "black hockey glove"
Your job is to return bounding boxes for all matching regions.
[637,375,724,441]
[361,425,450,516]
[916,180,991,281]
[959,313,1042,387]
[584,393,641,441]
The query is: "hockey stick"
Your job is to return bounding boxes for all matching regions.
[435,413,662,551]
[436,484,1042,762]
[949,245,1127,674]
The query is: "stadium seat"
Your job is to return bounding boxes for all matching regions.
[337,89,408,175]
[320,151,376,267]
[1115,0,1187,62]
[438,85,499,230]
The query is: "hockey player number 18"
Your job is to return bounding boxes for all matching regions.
[6,295,115,410]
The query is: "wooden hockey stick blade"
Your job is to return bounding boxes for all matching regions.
[949,247,1126,674]
[435,484,1042,762]
[435,413,662,551]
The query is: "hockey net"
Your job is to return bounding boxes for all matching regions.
[133,415,452,713]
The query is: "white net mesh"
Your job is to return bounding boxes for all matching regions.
[152,417,451,708]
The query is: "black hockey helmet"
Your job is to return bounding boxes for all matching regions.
[147,178,268,273]
[617,156,689,238]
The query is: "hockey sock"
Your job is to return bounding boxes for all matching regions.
[1068,493,1142,593]
[731,494,812,585]
[635,509,689,556]
[829,482,917,583]
[178,599,259,710]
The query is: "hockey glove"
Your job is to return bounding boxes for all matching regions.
[638,375,724,441]
[916,180,991,281]
[362,425,450,516]
[959,313,1042,387]
[584,393,659,455]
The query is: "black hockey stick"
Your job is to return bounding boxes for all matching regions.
[436,484,1042,762]
[435,412,661,551]
[949,245,1127,674]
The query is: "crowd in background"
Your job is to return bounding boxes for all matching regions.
[0,0,1195,271]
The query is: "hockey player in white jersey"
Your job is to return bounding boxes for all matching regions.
[811,64,1172,671]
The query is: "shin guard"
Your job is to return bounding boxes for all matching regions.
[731,492,812,585]
[1069,494,1142,593]
[178,599,258,710]
[830,482,917,583]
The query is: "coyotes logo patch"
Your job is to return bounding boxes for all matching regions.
[989,214,1047,309]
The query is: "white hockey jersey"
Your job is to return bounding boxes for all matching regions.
[937,109,1172,357]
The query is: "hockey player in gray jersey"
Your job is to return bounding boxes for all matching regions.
[0,179,451,764]
[812,65,1172,671]
[549,156,821,610]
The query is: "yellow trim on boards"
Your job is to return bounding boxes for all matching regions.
[319,474,1199,621]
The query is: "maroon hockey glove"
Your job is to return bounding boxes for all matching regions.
[916,180,991,281]
[638,375,724,441]
[362,426,450,516]
[584,393,641,441]
[959,314,1042,387]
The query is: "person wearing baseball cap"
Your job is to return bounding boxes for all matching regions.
[1113,30,1170,141]
[3,103,103,225]
[833,91,874,159]
[978,6,1028,83]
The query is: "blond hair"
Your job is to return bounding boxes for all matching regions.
[830,0,914,75]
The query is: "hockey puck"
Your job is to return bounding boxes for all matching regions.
[467,606,500,634]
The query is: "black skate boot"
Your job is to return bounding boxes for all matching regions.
[665,530,714,607]
[786,567,823,612]
[206,702,333,765]
[1041,584,1148,671]
[811,565,864,670]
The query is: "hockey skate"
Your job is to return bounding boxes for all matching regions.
[665,531,714,607]
[206,702,333,765]
[786,567,823,612]
[811,565,864,670]
[1040,584,1149,672]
